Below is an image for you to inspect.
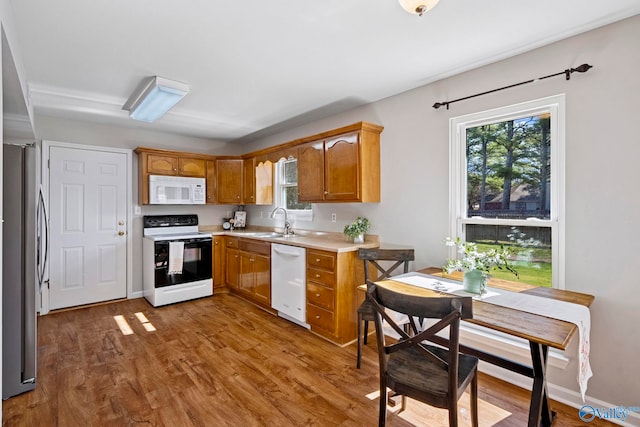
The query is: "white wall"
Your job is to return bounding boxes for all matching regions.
[242,15,640,414]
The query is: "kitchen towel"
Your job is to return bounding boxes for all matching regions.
[168,241,185,275]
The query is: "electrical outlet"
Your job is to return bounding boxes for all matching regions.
[331,213,337,223]
[134,205,142,216]
[226,211,232,218]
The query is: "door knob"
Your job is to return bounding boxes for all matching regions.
[118,220,125,226]
[118,231,125,236]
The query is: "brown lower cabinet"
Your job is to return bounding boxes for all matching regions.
[221,237,363,346]
[212,236,225,290]
[224,236,271,309]
[306,249,364,346]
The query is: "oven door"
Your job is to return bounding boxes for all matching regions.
[153,237,212,288]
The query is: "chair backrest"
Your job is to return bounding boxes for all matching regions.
[366,283,473,399]
[358,248,415,283]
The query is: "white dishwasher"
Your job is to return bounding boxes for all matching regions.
[271,243,309,328]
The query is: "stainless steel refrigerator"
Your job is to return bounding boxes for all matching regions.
[2,143,47,399]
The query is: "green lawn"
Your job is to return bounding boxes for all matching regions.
[475,242,553,288]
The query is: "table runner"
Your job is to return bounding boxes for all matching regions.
[389,272,592,401]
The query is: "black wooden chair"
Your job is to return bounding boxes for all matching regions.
[356,248,415,369]
[367,282,479,427]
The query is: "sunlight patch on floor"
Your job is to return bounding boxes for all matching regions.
[135,312,157,332]
[113,315,134,335]
[114,312,157,335]
[366,388,511,426]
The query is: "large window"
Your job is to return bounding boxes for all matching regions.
[274,157,312,220]
[449,95,565,288]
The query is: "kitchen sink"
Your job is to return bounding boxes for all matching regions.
[253,232,287,238]
[237,231,294,238]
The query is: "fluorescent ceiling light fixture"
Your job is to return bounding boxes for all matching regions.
[123,76,189,123]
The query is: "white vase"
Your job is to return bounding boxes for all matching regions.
[353,233,364,244]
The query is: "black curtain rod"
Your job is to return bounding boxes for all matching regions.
[432,63,593,110]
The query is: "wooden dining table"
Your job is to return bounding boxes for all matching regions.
[372,267,595,427]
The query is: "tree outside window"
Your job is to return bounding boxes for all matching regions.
[450,96,565,288]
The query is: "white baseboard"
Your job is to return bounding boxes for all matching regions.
[129,290,144,299]
[479,363,640,426]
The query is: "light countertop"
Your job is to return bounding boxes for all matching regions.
[198,225,379,253]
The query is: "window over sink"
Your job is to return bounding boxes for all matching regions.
[275,157,312,221]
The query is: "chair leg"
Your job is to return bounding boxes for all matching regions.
[356,313,363,369]
[379,386,388,427]
[470,370,479,427]
[363,319,369,345]
[448,401,458,427]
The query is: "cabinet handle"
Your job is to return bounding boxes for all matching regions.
[315,258,320,262]
[315,293,320,297]
[315,274,320,278]
[315,315,320,319]
[324,191,328,195]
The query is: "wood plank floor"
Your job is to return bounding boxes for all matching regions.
[3,294,613,426]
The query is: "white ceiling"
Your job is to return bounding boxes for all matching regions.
[9,0,640,143]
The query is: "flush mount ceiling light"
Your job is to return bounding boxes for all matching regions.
[398,0,440,16]
[122,76,189,123]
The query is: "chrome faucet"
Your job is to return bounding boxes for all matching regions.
[270,207,293,236]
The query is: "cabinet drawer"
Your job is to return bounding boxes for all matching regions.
[307,267,335,288]
[225,237,239,249]
[306,304,335,333]
[307,251,335,271]
[240,239,271,256]
[307,282,335,311]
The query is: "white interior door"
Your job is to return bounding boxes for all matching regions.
[48,145,128,310]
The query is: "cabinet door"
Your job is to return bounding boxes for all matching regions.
[178,158,206,177]
[253,253,271,306]
[297,140,325,202]
[225,248,240,289]
[242,158,256,204]
[324,133,360,201]
[213,236,225,289]
[216,159,243,204]
[147,154,178,175]
[238,251,255,296]
[206,160,217,204]
[255,160,273,205]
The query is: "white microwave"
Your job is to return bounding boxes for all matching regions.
[149,175,206,205]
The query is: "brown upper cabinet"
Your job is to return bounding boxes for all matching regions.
[206,160,217,204]
[135,121,382,205]
[216,158,243,204]
[297,140,325,201]
[134,147,209,204]
[297,124,381,203]
[242,158,256,204]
